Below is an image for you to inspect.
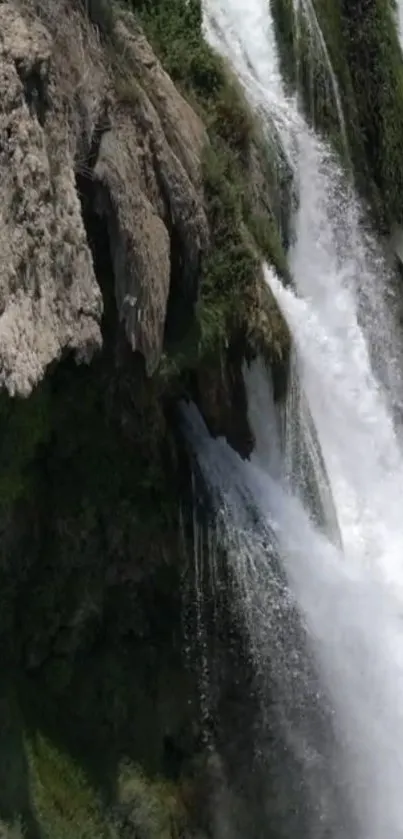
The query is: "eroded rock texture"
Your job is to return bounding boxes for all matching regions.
[0,0,209,393]
[0,3,102,396]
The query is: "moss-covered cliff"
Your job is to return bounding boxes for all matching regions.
[0,0,291,836]
[271,0,403,228]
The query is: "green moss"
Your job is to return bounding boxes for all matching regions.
[131,0,222,99]
[0,672,195,839]
[200,145,258,344]
[340,0,403,225]
[157,138,289,373]
[0,3,293,835]
[248,211,289,279]
[0,385,50,509]
[271,0,351,157]
[101,0,290,360]
[113,761,187,839]
[27,735,108,839]
[271,0,403,226]
[0,821,24,839]
[26,735,188,839]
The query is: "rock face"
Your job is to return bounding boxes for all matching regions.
[0,3,292,837]
[0,0,209,394]
[94,19,209,370]
[0,3,102,396]
[92,14,209,371]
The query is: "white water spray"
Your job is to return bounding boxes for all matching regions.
[185,0,403,835]
[292,0,349,153]
[396,0,403,48]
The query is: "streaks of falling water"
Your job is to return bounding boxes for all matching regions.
[204,0,403,590]
[182,400,352,838]
[203,0,403,414]
[183,361,403,838]
[189,0,403,836]
[396,0,403,49]
[290,0,350,155]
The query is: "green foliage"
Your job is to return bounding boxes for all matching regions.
[248,212,286,274]
[0,385,50,509]
[0,5,292,837]
[159,138,289,367]
[199,145,259,347]
[8,352,185,670]
[25,735,187,839]
[27,735,108,839]
[0,821,24,839]
[113,761,186,839]
[131,0,222,98]
[113,0,290,358]
[271,0,351,156]
[271,0,403,225]
[340,0,403,225]
[207,76,255,154]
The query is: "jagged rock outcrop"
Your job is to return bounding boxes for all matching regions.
[0,2,103,396]
[94,16,209,370]
[0,2,293,837]
[0,0,209,393]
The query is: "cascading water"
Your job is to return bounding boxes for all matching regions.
[183,0,403,836]
[397,0,403,48]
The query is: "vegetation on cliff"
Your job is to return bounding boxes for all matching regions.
[271,0,403,228]
[0,0,291,836]
[110,0,291,363]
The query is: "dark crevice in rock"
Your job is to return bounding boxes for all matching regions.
[165,222,200,347]
[15,59,50,127]
[78,177,117,350]
[271,352,289,404]
[185,336,254,460]
[75,113,116,350]
[81,103,111,173]
[148,146,201,349]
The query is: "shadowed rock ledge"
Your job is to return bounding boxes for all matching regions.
[0,1,292,837]
[0,2,102,395]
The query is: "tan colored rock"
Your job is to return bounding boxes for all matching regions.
[113,14,207,186]
[0,0,209,390]
[92,10,208,372]
[0,2,102,396]
[94,111,171,373]
[94,82,208,372]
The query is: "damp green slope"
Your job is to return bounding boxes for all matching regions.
[271,0,403,228]
[103,0,292,364]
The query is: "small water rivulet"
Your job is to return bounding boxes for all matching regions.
[397,0,403,48]
[185,0,403,835]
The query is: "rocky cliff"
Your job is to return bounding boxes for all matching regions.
[0,1,290,837]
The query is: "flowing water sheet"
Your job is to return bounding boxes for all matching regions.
[185,0,403,835]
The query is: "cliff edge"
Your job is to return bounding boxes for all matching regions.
[0,1,291,837]
[0,0,210,394]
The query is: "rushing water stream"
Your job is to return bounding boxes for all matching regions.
[184,0,403,836]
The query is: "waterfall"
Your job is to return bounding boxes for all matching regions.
[183,382,403,838]
[291,0,349,154]
[397,0,403,47]
[182,0,403,835]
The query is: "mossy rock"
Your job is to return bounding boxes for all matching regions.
[112,761,188,839]
[0,4,293,837]
[27,735,108,839]
[0,673,200,839]
[0,821,25,839]
[27,736,191,839]
[271,0,403,226]
[87,0,291,364]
